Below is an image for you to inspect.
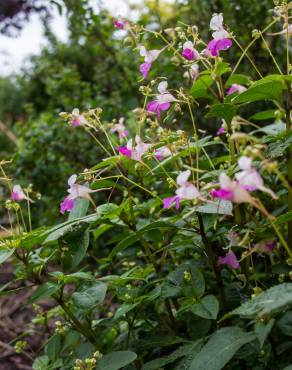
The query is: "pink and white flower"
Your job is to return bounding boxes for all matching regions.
[139,46,163,78]
[218,251,239,269]
[163,170,201,209]
[147,81,176,118]
[111,118,128,140]
[60,175,96,214]
[190,64,200,80]
[210,172,253,204]
[116,135,151,162]
[182,41,199,61]
[71,108,88,127]
[207,13,232,57]
[227,84,247,95]
[154,146,172,160]
[11,185,31,202]
[235,156,278,199]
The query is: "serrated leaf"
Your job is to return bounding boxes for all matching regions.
[189,327,256,370]
[249,110,277,121]
[226,74,251,86]
[68,198,89,220]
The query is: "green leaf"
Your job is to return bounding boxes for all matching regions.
[95,351,137,370]
[191,75,215,100]
[206,103,237,125]
[192,295,219,320]
[68,197,89,220]
[32,355,49,370]
[61,228,90,271]
[232,80,283,105]
[195,200,233,216]
[0,247,14,264]
[142,341,202,370]
[214,62,231,76]
[114,303,139,320]
[45,333,61,362]
[277,311,292,336]
[231,283,292,319]
[189,327,256,370]
[226,74,251,86]
[44,214,98,243]
[29,282,59,304]
[249,110,278,121]
[110,221,174,258]
[252,121,286,135]
[72,282,107,309]
[254,319,275,348]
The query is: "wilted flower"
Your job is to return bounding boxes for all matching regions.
[163,170,201,209]
[11,185,31,202]
[60,174,97,214]
[139,46,163,78]
[255,240,277,254]
[207,13,232,56]
[227,84,247,95]
[147,81,176,118]
[235,157,278,199]
[182,41,199,61]
[111,118,128,139]
[116,135,151,162]
[218,251,240,269]
[71,108,88,127]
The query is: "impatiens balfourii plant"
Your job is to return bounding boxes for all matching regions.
[1,3,292,370]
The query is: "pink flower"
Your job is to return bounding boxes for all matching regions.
[207,38,232,57]
[139,46,163,78]
[60,196,75,214]
[140,63,152,78]
[117,136,151,162]
[147,81,176,118]
[71,108,87,127]
[227,84,247,95]
[182,41,199,61]
[216,127,225,136]
[235,157,278,199]
[163,170,201,209]
[111,118,128,140]
[211,173,253,204]
[163,195,180,209]
[218,251,239,269]
[207,13,232,56]
[114,19,124,29]
[11,185,31,202]
[154,146,172,160]
[60,174,97,214]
